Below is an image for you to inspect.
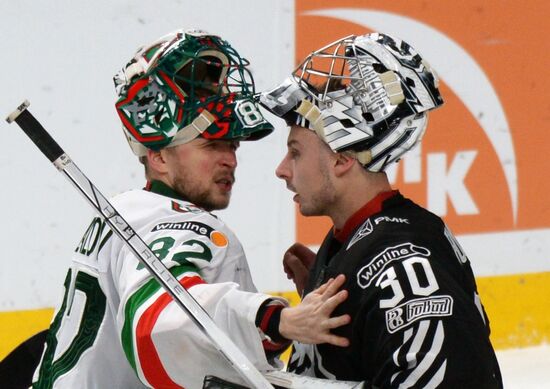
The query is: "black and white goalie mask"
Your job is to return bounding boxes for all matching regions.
[260,32,444,172]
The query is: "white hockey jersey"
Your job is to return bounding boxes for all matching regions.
[32,181,284,389]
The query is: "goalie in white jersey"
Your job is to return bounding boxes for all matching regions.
[31,29,351,389]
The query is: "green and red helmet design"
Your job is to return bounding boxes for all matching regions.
[114,29,273,156]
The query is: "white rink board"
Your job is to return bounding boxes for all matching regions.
[459,228,550,277]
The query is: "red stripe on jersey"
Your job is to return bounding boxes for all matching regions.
[262,339,287,352]
[334,190,399,242]
[136,275,205,388]
[259,304,278,333]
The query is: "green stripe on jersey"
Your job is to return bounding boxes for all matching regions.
[121,265,200,373]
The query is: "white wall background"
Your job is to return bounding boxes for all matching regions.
[0,0,296,310]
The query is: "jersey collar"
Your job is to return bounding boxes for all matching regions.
[145,180,188,202]
[334,190,399,243]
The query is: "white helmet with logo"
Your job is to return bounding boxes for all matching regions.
[260,32,444,172]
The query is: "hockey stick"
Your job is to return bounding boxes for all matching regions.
[6,100,274,389]
[263,371,364,388]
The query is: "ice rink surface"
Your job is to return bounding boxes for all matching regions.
[497,344,550,388]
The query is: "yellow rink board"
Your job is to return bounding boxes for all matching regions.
[0,308,54,360]
[1,272,549,361]
[476,271,550,349]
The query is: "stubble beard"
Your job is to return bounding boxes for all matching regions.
[298,167,335,217]
[172,172,231,212]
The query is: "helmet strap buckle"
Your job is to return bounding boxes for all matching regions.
[295,99,325,140]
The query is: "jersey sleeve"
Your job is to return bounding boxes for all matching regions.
[101,199,286,388]
[356,228,499,388]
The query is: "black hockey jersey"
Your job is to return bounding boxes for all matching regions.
[288,191,503,388]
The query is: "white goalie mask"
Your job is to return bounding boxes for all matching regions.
[260,32,444,172]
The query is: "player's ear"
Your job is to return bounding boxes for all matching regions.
[333,151,356,177]
[146,149,169,175]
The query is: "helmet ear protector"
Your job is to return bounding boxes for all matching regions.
[114,29,273,156]
[260,32,443,172]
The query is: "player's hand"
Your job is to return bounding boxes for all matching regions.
[283,242,316,296]
[278,274,350,347]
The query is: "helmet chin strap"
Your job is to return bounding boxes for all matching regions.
[168,109,216,148]
[379,71,405,105]
[126,109,216,156]
[295,99,325,140]
[350,149,373,166]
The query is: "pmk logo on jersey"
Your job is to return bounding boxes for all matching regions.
[374,216,410,225]
[385,295,454,333]
[347,217,409,250]
[357,243,430,289]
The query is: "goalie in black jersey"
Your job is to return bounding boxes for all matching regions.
[260,32,503,388]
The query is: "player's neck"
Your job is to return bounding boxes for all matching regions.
[330,172,392,230]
